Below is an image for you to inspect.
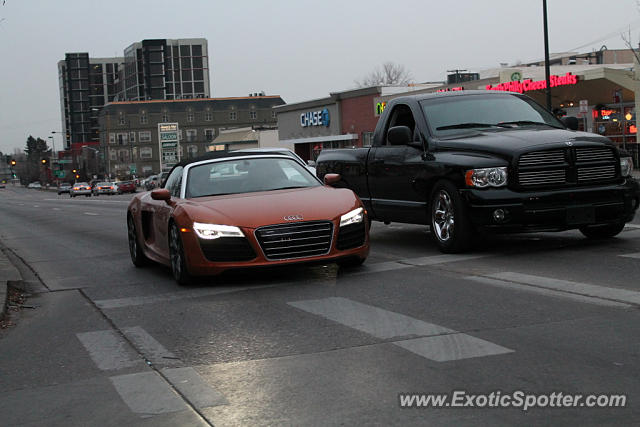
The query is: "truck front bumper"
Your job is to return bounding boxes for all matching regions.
[460,179,640,232]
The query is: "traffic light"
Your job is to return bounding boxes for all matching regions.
[41,159,47,165]
[10,160,16,166]
[75,174,80,179]
[72,169,77,173]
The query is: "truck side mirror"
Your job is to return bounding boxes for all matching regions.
[323,173,341,186]
[562,116,579,131]
[387,126,412,145]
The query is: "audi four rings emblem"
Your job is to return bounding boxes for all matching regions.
[283,215,304,221]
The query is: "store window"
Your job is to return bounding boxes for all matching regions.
[140,147,153,159]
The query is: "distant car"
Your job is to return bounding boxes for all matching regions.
[57,182,72,195]
[93,182,118,196]
[27,182,42,189]
[127,152,369,285]
[144,175,159,190]
[0,182,6,189]
[70,182,92,197]
[116,181,136,194]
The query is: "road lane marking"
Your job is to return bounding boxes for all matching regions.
[44,198,129,204]
[352,253,489,275]
[288,297,513,361]
[486,272,640,305]
[84,212,99,216]
[162,367,228,408]
[52,207,61,211]
[76,330,145,371]
[122,326,180,366]
[94,286,257,309]
[110,372,187,415]
[466,276,631,308]
[395,334,514,362]
[620,252,640,259]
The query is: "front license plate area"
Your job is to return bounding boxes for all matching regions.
[566,206,595,225]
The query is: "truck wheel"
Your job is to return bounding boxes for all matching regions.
[429,180,474,253]
[579,222,625,239]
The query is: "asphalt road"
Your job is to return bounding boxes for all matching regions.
[1,185,640,426]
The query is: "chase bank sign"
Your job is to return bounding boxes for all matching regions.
[300,108,330,127]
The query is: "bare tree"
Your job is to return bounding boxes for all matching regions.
[621,1,640,63]
[355,62,413,87]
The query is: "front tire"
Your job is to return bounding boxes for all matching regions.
[127,214,149,267]
[429,180,474,253]
[169,223,193,286]
[580,222,625,239]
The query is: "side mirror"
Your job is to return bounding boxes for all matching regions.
[324,173,341,186]
[387,126,412,145]
[307,160,316,167]
[562,116,579,131]
[151,188,171,201]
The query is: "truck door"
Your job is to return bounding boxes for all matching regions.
[368,103,428,224]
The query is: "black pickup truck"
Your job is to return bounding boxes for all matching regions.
[316,91,640,252]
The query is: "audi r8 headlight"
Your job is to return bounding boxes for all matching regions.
[465,167,508,188]
[340,207,364,227]
[620,157,634,177]
[192,222,244,239]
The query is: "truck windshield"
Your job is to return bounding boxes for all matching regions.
[420,94,565,136]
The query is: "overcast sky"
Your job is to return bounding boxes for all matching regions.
[1,0,639,154]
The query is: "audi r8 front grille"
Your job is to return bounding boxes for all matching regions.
[336,222,366,250]
[255,221,333,260]
[199,237,256,262]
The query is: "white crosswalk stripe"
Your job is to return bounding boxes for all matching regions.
[289,297,513,362]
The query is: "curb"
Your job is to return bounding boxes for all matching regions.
[0,248,22,320]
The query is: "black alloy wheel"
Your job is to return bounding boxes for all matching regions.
[127,214,148,267]
[579,221,626,239]
[169,223,193,286]
[429,180,474,253]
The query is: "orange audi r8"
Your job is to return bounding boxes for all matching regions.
[127,152,369,284]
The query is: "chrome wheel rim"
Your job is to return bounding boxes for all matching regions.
[169,225,182,278]
[433,190,455,242]
[127,217,137,259]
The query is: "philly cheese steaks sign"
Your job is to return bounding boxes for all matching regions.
[158,123,180,171]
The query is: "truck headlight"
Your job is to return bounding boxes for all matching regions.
[620,157,634,177]
[465,167,508,188]
[340,207,364,227]
[192,222,244,239]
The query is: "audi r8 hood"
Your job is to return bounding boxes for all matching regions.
[181,186,362,228]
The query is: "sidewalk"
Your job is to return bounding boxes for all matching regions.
[0,249,22,320]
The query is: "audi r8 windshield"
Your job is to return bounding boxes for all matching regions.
[185,157,321,198]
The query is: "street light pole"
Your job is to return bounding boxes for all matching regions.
[47,135,57,186]
[543,0,552,111]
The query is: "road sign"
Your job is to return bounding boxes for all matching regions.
[57,159,72,164]
[579,100,588,113]
[158,122,180,171]
[129,164,137,174]
[54,170,66,178]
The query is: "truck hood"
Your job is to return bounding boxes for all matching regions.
[434,128,614,158]
[181,186,362,229]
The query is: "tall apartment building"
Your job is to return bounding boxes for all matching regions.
[58,38,211,149]
[58,53,123,148]
[122,38,210,101]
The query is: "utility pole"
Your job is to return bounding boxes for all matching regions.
[543,0,552,111]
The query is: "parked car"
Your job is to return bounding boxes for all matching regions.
[70,182,92,197]
[316,91,640,253]
[92,182,117,196]
[27,182,42,189]
[127,152,369,285]
[116,181,136,194]
[57,182,72,195]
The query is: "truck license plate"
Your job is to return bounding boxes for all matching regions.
[566,206,595,225]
